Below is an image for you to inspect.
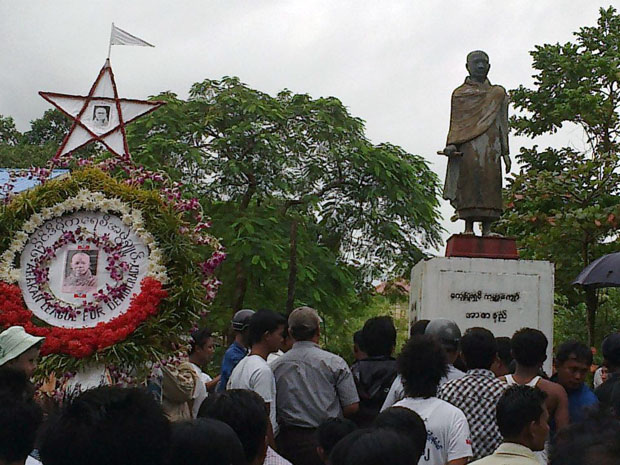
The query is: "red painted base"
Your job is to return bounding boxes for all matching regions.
[445,234,519,260]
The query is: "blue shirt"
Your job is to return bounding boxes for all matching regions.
[567,382,598,423]
[551,375,598,424]
[217,341,248,392]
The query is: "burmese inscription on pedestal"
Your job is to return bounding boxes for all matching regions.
[410,257,554,372]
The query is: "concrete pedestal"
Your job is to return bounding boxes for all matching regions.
[410,257,554,374]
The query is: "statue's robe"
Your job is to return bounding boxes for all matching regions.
[444,77,509,222]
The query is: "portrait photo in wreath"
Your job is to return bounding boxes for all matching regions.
[62,249,99,293]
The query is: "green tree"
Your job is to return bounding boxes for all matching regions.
[498,6,620,346]
[128,77,443,322]
[0,115,21,146]
[1,109,99,169]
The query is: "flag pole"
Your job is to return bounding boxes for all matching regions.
[107,22,114,59]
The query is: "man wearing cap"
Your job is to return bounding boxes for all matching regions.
[0,326,45,378]
[217,309,255,392]
[271,306,359,465]
[595,332,620,408]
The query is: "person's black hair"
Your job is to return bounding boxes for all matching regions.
[317,418,358,457]
[373,407,426,460]
[39,386,170,465]
[410,320,429,337]
[353,330,366,352]
[362,316,396,357]
[461,327,497,370]
[291,325,318,341]
[166,418,246,465]
[0,366,35,401]
[512,328,548,367]
[0,394,43,464]
[551,411,620,465]
[397,335,447,398]
[198,389,268,464]
[496,385,547,439]
[329,428,421,465]
[248,310,287,346]
[556,340,593,366]
[496,337,513,367]
[190,328,213,355]
[602,333,620,369]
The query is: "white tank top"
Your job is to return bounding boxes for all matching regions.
[505,374,541,387]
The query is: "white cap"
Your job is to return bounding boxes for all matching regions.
[0,326,45,366]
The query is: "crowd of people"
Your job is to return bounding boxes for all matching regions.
[1,307,620,465]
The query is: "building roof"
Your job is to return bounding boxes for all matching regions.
[0,168,69,196]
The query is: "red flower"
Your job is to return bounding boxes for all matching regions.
[0,278,166,359]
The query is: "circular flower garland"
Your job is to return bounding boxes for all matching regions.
[0,189,170,359]
[0,168,225,379]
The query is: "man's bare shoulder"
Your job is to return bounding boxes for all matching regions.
[537,378,568,398]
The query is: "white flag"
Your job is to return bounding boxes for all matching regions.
[110,24,154,47]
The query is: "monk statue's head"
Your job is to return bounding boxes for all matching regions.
[466,50,490,83]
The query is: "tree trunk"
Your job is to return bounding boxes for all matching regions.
[230,177,256,316]
[232,262,248,313]
[585,286,598,347]
[286,219,298,315]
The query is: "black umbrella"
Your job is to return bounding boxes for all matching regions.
[572,252,620,288]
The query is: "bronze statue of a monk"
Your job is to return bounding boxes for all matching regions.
[442,51,510,236]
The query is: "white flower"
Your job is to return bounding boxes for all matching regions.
[29,214,43,227]
[64,199,79,210]
[109,199,123,210]
[2,251,15,265]
[40,207,53,220]
[8,268,21,283]
[14,231,28,243]
[8,244,22,255]
[51,204,66,216]
[130,209,144,225]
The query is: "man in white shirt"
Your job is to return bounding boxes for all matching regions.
[188,328,219,417]
[228,309,286,446]
[392,334,472,465]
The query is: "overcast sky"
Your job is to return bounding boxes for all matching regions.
[0,1,606,248]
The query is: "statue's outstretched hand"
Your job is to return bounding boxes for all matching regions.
[443,145,457,157]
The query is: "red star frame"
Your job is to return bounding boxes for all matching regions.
[40,59,164,160]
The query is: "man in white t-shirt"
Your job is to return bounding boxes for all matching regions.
[228,309,286,446]
[188,328,219,417]
[392,334,472,465]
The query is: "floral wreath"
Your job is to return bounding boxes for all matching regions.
[0,169,224,378]
[0,189,169,359]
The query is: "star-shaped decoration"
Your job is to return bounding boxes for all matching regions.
[39,59,164,160]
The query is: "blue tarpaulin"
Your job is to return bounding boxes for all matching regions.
[0,169,69,196]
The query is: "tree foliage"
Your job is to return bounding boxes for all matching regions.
[128,77,443,321]
[498,6,620,346]
[0,109,101,169]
